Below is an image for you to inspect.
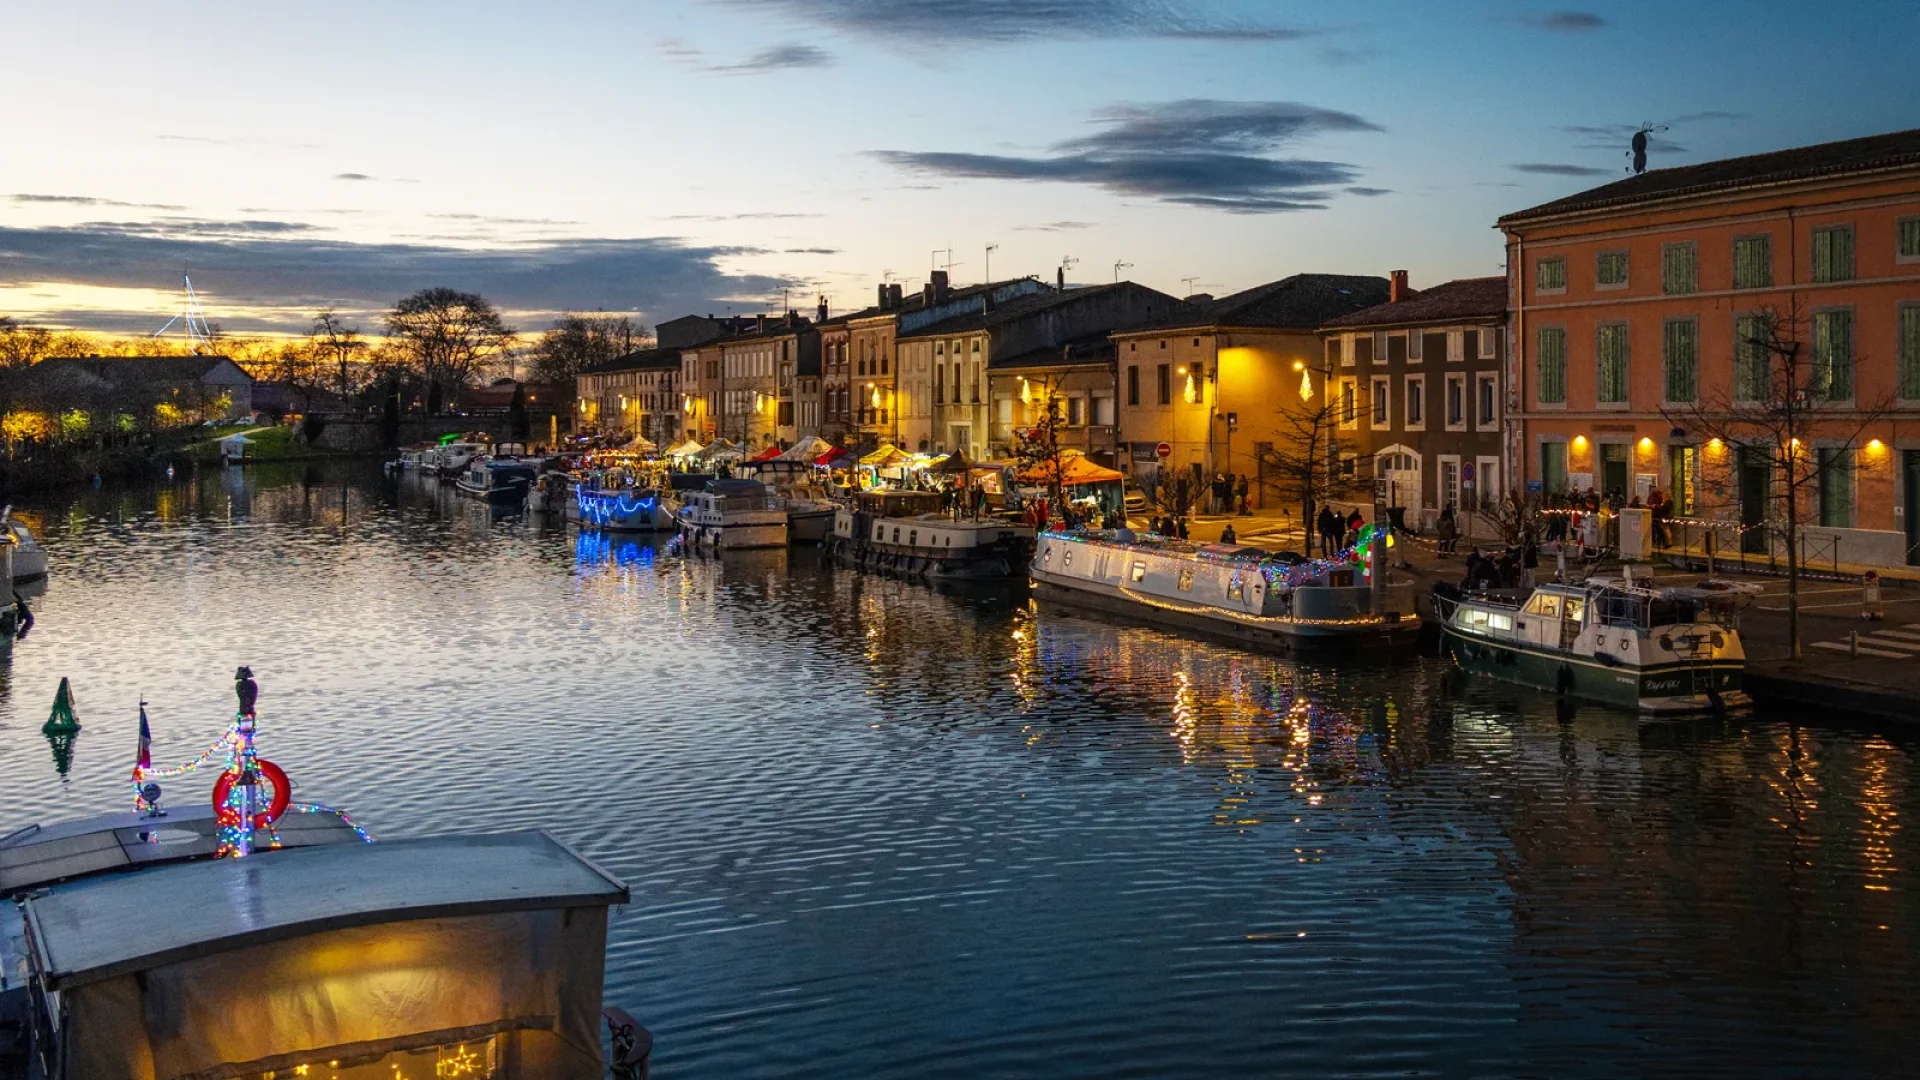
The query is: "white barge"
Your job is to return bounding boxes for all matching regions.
[676,478,789,549]
[1434,576,1750,714]
[1029,530,1418,654]
[824,490,1035,580]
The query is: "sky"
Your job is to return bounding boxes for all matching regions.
[3,0,1915,339]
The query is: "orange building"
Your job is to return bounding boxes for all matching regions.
[1499,129,1920,567]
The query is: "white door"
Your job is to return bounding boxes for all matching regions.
[1476,456,1501,513]
[1440,457,1462,515]
[1376,448,1422,517]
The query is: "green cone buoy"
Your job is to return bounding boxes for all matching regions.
[43,677,80,735]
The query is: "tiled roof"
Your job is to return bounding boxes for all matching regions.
[844,277,1047,323]
[1118,273,1390,333]
[582,347,678,374]
[901,283,1143,340]
[1500,127,1920,225]
[989,333,1116,370]
[1319,276,1507,330]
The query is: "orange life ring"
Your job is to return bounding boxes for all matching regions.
[212,759,292,830]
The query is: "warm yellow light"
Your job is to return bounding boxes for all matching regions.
[1637,436,1654,454]
[1176,366,1188,375]
[1298,368,1313,401]
[1183,371,1198,404]
[1868,438,1887,454]
[1292,360,1305,371]
[870,386,882,408]
[1708,437,1723,451]
[1572,435,1588,449]
[1020,378,1032,405]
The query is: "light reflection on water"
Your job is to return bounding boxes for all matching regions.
[1,462,1916,1078]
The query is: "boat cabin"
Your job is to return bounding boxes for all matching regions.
[7,830,627,1080]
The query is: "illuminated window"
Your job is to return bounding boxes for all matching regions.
[1131,561,1147,582]
[1177,566,1195,591]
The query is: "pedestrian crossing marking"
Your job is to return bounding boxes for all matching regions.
[1812,641,1912,658]
[1870,626,1920,640]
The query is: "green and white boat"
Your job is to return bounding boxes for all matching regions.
[1435,576,1750,714]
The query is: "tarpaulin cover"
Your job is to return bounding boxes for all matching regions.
[68,908,608,1080]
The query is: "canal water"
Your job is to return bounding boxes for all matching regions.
[1,463,1914,1078]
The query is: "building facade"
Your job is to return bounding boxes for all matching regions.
[1499,127,1920,566]
[575,349,679,445]
[1111,274,1391,501]
[1318,275,1509,528]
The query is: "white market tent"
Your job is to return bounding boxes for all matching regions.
[664,438,705,459]
[778,435,834,463]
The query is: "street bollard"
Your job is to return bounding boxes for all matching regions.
[1850,630,1859,657]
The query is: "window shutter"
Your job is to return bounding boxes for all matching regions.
[1597,324,1628,403]
[1902,306,1920,401]
[1537,327,1566,404]
[1814,309,1854,401]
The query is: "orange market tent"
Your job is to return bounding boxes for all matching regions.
[1016,452,1124,487]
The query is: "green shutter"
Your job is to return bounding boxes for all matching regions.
[1813,309,1854,401]
[1813,226,1855,283]
[1902,306,1920,401]
[1734,315,1769,401]
[1902,219,1920,259]
[1596,324,1628,403]
[1733,236,1772,289]
[1597,251,1627,286]
[1537,327,1566,403]
[1662,243,1697,295]
[1819,448,1854,528]
[1536,258,1566,292]
[1663,319,1698,403]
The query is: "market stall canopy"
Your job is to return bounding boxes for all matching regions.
[701,439,745,462]
[815,446,854,468]
[1016,452,1125,486]
[779,435,834,462]
[859,443,911,467]
[749,445,784,462]
[665,439,705,458]
[625,434,658,453]
[930,450,972,473]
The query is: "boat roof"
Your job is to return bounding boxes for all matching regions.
[20,830,628,990]
[0,805,365,895]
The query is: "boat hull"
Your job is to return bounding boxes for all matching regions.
[1442,625,1748,714]
[454,478,529,505]
[1031,574,1418,656]
[788,508,836,544]
[566,491,672,531]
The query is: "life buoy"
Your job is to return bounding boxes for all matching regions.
[212,759,292,830]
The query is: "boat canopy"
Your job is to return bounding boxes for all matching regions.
[24,830,628,1080]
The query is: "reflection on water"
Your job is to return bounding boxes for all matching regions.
[1,461,1916,1078]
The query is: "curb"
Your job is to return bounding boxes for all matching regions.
[1745,666,1920,725]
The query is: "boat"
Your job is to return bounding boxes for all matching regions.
[675,479,788,549]
[455,459,536,505]
[433,441,489,478]
[1432,574,1750,714]
[0,672,651,1080]
[563,466,675,532]
[382,445,434,477]
[1029,530,1419,654]
[785,498,838,544]
[1,507,47,582]
[823,489,1036,580]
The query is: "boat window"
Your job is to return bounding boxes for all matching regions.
[1177,566,1195,591]
[1063,549,1073,568]
[1488,612,1513,631]
[874,525,883,540]
[893,528,901,542]
[1042,546,1052,565]
[1563,597,1586,623]
[1470,610,1489,627]
[1527,594,1562,618]
[1227,573,1245,602]
[1131,561,1147,582]
[909,530,917,546]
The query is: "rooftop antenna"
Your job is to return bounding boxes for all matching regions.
[931,249,953,274]
[1181,276,1199,297]
[984,243,999,284]
[1113,260,1133,283]
[1061,255,1079,284]
[1628,123,1669,174]
[152,272,216,354]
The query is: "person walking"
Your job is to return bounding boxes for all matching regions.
[1437,504,1458,556]
[1236,475,1251,515]
[1317,505,1339,554]
[1175,516,1190,540]
[1345,508,1364,549]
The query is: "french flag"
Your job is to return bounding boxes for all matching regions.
[135,701,151,773]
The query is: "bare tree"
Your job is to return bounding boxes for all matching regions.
[528,311,648,386]
[1258,368,1367,555]
[1662,301,1892,658]
[311,309,368,402]
[384,288,515,413]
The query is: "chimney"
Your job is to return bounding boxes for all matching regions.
[1056,266,1065,290]
[1390,270,1409,303]
[923,281,934,307]
[786,309,799,328]
[983,292,995,314]
[931,269,950,304]
[878,283,889,311]
[755,313,767,334]
[818,295,829,323]
[888,283,903,308]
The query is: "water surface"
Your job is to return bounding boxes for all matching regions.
[1,463,1913,1078]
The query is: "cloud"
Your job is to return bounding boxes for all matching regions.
[664,211,822,221]
[872,100,1380,213]
[1517,11,1607,31]
[783,247,839,254]
[332,172,418,183]
[1015,221,1097,232]
[429,213,582,226]
[721,0,1313,43]
[1511,162,1613,177]
[9,193,188,211]
[0,223,800,333]
[707,43,833,72]
[158,134,322,150]
[1344,186,1391,196]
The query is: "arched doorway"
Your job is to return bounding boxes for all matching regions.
[1375,444,1424,520]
